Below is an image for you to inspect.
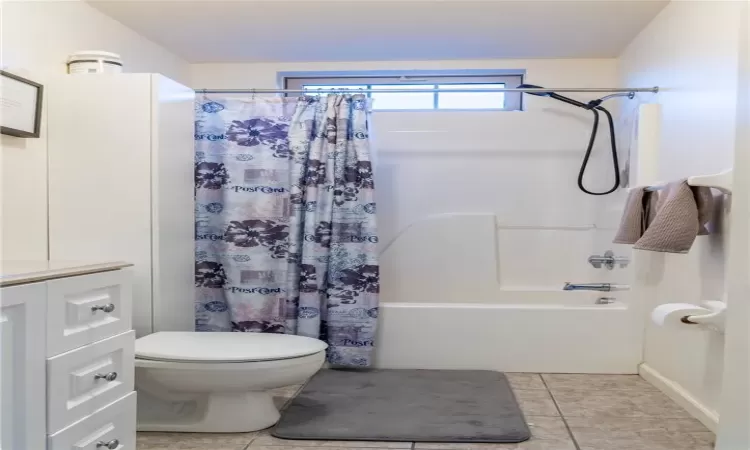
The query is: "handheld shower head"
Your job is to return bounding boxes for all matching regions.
[517,84,588,109]
[516,83,551,97]
[517,83,621,196]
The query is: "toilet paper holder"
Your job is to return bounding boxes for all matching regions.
[679,300,727,332]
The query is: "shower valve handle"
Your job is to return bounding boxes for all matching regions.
[588,250,630,270]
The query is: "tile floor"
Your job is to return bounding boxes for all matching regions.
[136,374,716,450]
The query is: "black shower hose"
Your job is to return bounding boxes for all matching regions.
[578,105,620,196]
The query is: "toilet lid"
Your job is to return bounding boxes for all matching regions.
[135,332,328,363]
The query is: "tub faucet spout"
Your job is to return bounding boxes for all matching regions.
[563,282,630,292]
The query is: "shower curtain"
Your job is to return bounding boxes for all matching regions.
[194,95,379,367]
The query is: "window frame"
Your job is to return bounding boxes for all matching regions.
[283,73,524,111]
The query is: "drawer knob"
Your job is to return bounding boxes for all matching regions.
[94,372,118,382]
[96,439,119,449]
[91,303,116,313]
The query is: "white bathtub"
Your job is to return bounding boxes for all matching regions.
[375,213,642,373]
[374,291,643,374]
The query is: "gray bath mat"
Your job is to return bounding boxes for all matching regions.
[272,369,530,443]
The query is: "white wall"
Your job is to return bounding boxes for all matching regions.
[717,3,750,448]
[192,59,623,301]
[618,0,743,429]
[0,0,190,260]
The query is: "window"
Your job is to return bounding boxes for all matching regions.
[284,74,524,111]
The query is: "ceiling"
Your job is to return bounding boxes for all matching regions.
[87,0,669,63]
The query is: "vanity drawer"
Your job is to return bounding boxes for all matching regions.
[47,269,132,356]
[48,391,136,450]
[47,331,135,434]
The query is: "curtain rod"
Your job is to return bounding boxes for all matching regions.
[197,87,660,94]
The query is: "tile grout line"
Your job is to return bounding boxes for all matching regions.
[247,431,262,448]
[539,374,582,450]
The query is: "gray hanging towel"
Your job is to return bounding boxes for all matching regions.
[625,180,713,253]
[613,187,659,244]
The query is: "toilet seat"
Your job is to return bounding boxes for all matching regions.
[136,331,328,363]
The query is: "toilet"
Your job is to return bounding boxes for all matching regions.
[134,332,327,433]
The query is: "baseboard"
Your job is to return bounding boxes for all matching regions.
[639,363,719,433]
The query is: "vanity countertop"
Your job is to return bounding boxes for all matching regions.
[0,261,133,287]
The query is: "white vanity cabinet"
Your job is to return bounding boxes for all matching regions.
[1,283,46,450]
[0,261,135,450]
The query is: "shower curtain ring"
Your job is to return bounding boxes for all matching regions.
[200,89,211,103]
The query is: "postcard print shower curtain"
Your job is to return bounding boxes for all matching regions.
[194,95,379,367]
[285,95,379,366]
[195,97,295,335]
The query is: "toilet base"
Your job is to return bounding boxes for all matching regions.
[137,390,280,433]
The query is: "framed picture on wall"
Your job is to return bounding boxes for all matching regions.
[0,70,43,138]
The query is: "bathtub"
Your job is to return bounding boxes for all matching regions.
[375,213,643,373]
[373,292,642,374]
